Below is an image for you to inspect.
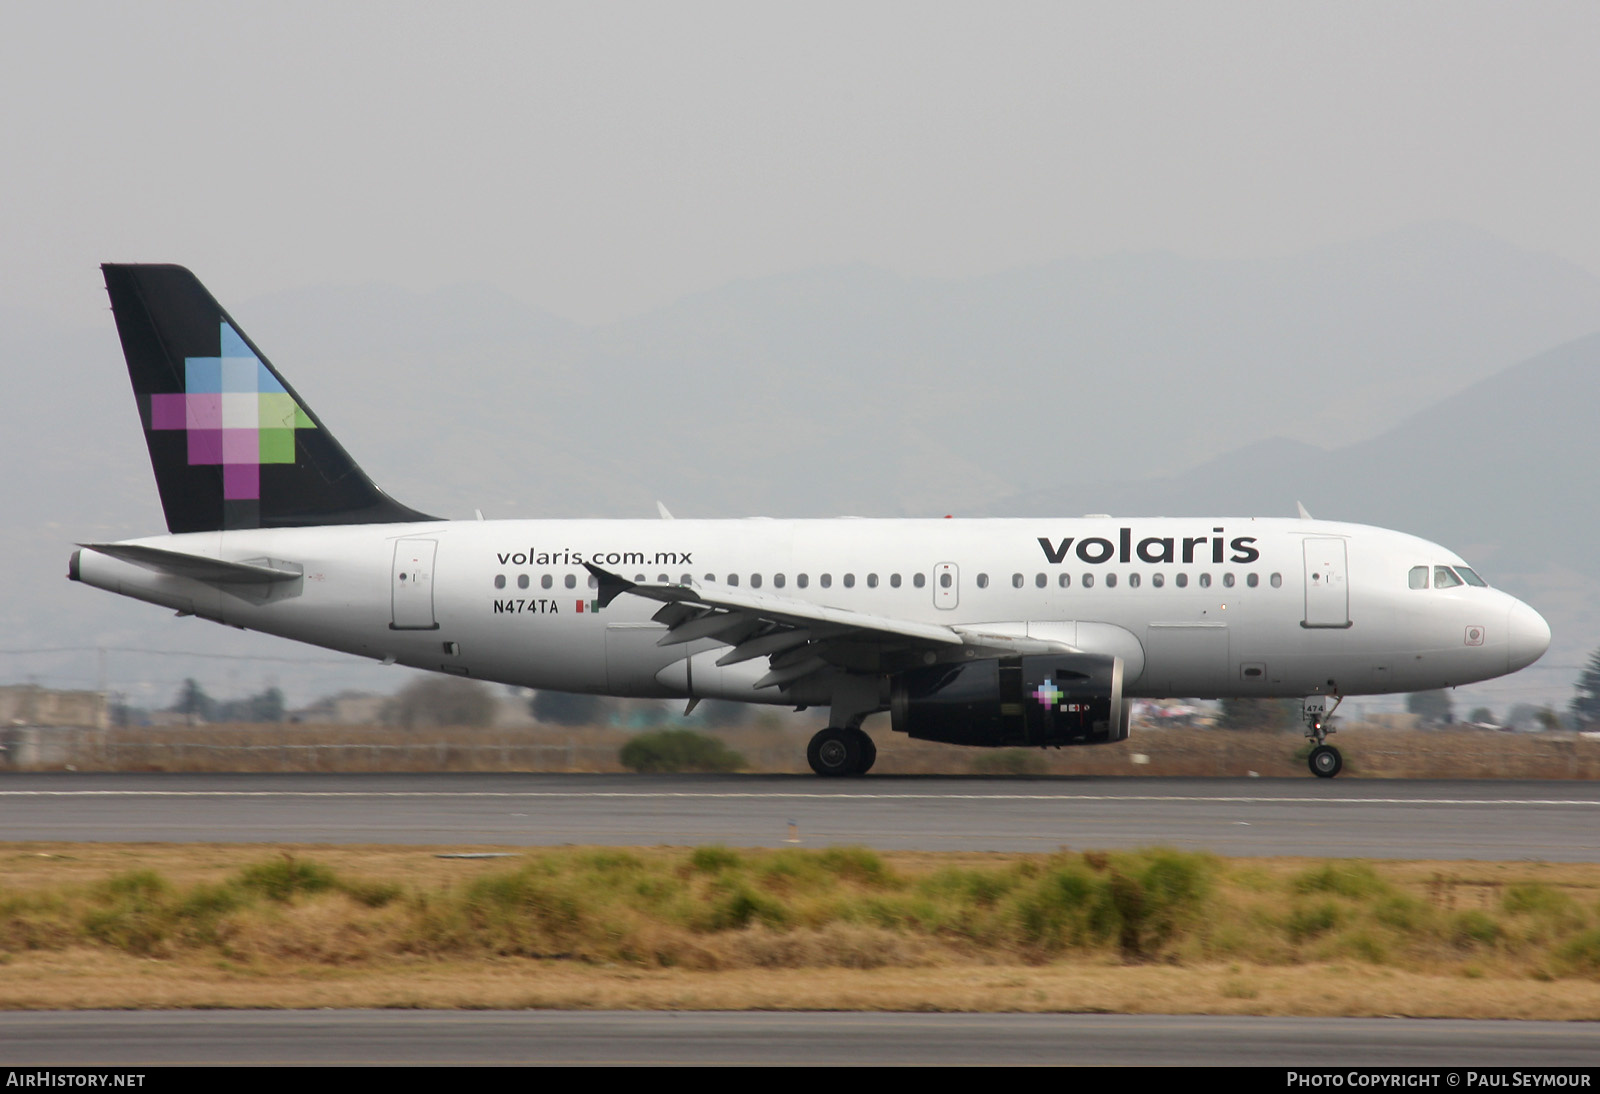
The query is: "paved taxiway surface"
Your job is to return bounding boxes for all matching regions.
[1,773,1597,859]
[3,1011,1597,1066]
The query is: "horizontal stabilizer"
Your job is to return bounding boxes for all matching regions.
[78,543,302,585]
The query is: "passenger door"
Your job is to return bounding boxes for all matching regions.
[1303,538,1350,628]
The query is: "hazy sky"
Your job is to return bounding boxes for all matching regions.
[4,2,1599,325]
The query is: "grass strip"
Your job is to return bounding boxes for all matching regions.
[1,843,1596,1016]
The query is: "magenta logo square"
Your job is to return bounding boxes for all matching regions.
[150,393,187,430]
[187,393,222,430]
[187,429,223,465]
[223,463,259,500]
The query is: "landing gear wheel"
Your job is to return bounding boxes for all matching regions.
[1308,744,1343,779]
[854,729,877,775]
[808,727,863,777]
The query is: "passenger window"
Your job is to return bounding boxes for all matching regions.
[1246,573,1259,588]
[518,574,529,589]
[1223,573,1235,588]
[1058,573,1071,588]
[914,573,926,588]
[1083,573,1094,588]
[1409,566,1429,590]
[727,574,739,586]
[1199,574,1211,588]
[774,573,786,588]
[821,574,833,588]
[750,574,762,588]
[976,573,990,589]
[1035,573,1047,588]
[890,573,902,588]
[939,573,951,588]
[1270,573,1282,588]
[588,575,598,589]
[1129,573,1140,588]
[1106,573,1118,588]
[1151,573,1164,588]
[843,573,856,588]
[704,573,715,583]
[565,574,577,589]
[658,574,669,583]
[634,574,646,583]
[1012,573,1024,588]
[797,573,809,588]
[1434,566,1463,589]
[680,574,691,585]
[867,573,879,588]
[1176,573,1188,588]
[494,575,506,589]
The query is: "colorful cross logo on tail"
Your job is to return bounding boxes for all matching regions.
[1032,679,1065,708]
[148,322,315,500]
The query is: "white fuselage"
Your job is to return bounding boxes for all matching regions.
[73,516,1550,706]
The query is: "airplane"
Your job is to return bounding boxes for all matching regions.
[70,264,1552,778]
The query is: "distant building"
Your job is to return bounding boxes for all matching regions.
[0,685,107,768]
[290,690,388,725]
[1132,700,1212,728]
[1366,713,1424,731]
[0,684,108,730]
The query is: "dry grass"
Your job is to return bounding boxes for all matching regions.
[37,722,1600,780]
[1,843,1598,1017]
[45,721,1600,779]
[4,950,1598,1019]
[872,725,1600,779]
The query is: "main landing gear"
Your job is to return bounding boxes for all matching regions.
[807,679,882,777]
[807,726,877,777]
[1304,695,1343,778]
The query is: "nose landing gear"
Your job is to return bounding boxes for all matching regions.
[1303,695,1343,778]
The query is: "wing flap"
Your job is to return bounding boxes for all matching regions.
[655,609,758,646]
[715,627,814,667]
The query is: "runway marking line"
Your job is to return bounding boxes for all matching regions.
[0,791,1596,807]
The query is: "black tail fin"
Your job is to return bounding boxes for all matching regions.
[102,264,437,533]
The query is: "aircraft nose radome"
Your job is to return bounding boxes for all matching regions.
[1507,599,1552,673]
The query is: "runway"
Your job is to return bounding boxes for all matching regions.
[1,772,1597,859]
[2,1011,1597,1066]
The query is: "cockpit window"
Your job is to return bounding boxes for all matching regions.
[1409,566,1428,590]
[1456,566,1489,587]
[1433,566,1463,589]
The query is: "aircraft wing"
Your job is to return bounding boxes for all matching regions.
[586,564,1071,689]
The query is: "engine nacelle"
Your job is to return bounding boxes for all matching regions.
[889,654,1129,747]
